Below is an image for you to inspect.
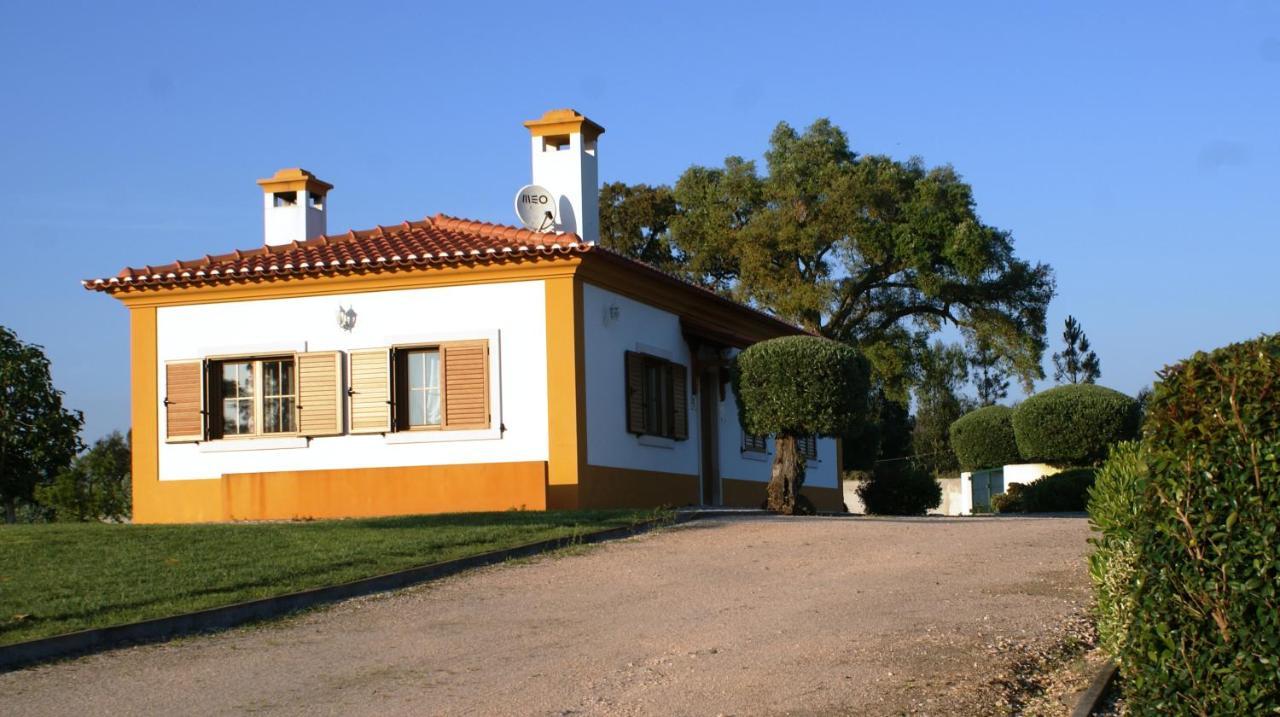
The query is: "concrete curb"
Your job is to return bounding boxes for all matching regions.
[1070,660,1118,717]
[0,513,689,673]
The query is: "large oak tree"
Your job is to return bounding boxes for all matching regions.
[599,119,1055,399]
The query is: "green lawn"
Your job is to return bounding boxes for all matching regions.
[0,509,668,646]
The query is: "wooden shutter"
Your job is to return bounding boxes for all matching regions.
[671,362,688,440]
[165,359,205,443]
[441,341,490,430]
[625,351,645,434]
[297,351,342,436]
[349,348,391,434]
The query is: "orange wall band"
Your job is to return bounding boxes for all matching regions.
[721,477,845,513]
[579,464,700,509]
[136,462,547,524]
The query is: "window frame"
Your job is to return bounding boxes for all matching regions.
[796,435,819,460]
[207,354,301,440]
[393,345,446,432]
[628,352,684,440]
[742,431,769,454]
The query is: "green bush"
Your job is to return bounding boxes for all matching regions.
[1012,384,1139,465]
[1087,442,1146,663]
[990,482,1026,513]
[949,405,1021,471]
[1089,335,1280,713]
[857,460,942,516]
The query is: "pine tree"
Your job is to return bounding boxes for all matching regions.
[969,339,1010,406]
[1052,315,1101,384]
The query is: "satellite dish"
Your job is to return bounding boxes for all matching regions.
[513,184,557,232]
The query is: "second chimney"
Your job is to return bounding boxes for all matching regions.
[257,168,332,247]
[523,109,604,243]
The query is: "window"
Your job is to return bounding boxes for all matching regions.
[214,357,297,437]
[642,357,673,437]
[796,435,819,460]
[404,349,442,428]
[625,351,688,440]
[272,191,297,207]
[384,342,489,432]
[742,432,768,453]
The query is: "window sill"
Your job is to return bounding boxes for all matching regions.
[384,427,501,445]
[636,434,675,450]
[198,437,309,453]
[741,450,770,463]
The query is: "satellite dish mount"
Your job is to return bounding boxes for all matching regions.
[513,184,557,233]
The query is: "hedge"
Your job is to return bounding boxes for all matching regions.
[991,467,1096,513]
[856,460,941,516]
[1089,335,1280,713]
[949,405,1021,471]
[1012,384,1138,465]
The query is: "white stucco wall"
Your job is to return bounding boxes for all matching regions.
[581,283,838,497]
[155,280,548,481]
[1002,463,1062,486]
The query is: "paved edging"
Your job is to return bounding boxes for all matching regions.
[0,513,689,673]
[1070,660,1118,717]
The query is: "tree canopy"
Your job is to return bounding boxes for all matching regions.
[0,325,83,522]
[600,118,1055,399]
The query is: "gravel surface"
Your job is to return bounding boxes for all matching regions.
[1,514,1091,716]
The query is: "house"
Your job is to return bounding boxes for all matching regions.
[85,109,844,523]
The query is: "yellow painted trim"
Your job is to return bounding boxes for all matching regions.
[580,464,700,509]
[113,258,582,309]
[130,306,180,522]
[722,477,844,512]
[544,275,584,509]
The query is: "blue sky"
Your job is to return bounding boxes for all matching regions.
[2,2,1277,442]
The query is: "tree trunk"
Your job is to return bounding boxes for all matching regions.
[766,434,809,514]
[4,498,15,524]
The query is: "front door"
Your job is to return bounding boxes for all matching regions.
[699,368,721,506]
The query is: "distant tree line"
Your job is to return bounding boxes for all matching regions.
[1,325,129,523]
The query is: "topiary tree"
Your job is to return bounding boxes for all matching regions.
[949,405,1021,471]
[1012,384,1138,465]
[733,335,871,514]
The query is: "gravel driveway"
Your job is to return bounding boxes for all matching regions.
[2,514,1091,716]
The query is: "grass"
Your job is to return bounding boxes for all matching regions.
[0,508,670,646]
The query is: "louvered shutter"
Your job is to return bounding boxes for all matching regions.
[441,341,489,430]
[671,362,688,440]
[165,359,205,443]
[625,351,645,434]
[349,348,391,434]
[297,351,343,436]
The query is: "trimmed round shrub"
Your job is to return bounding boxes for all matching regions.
[1089,335,1280,712]
[1012,384,1138,465]
[993,468,1096,513]
[949,405,1021,471]
[856,460,941,516]
[733,336,870,438]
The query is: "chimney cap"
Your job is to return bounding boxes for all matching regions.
[523,109,605,142]
[256,168,333,195]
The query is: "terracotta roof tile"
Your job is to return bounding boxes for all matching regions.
[83,213,587,293]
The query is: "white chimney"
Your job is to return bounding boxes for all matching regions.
[256,168,332,247]
[523,109,604,243]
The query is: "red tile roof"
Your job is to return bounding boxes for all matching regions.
[83,214,589,292]
[83,210,804,338]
